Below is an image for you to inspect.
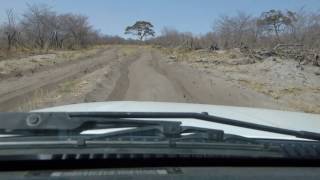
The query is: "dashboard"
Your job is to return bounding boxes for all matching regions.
[1,167,320,179]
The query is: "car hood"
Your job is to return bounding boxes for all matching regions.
[35,101,320,140]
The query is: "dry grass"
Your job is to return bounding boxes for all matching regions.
[237,79,306,99]
[58,80,80,93]
[55,47,102,61]
[16,89,58,111]
[117,45,141,57]
[237,79,279,98]
[159,47,246,65]
[57,79,88,96]
[0,46,106,78]
[16,79,90,111]
[288,101,320,114]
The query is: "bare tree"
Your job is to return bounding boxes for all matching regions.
[21,4,57,49]
[296,11,320,48]
[21,4,96,50]
[101,35,126,44]
[158,27,181,47]
[198,32,218,49]
[213,12,257,49]
[60,14,93,49]
[151,9,320,51]
[4,9,19,51]
[0,3,119,56]
[152,28,193,48]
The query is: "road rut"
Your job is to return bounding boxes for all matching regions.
[0,47,118,111]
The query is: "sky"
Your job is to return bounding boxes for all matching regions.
[0,0,319,37]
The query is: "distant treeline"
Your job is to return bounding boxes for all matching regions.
[1,4,319,53]
[149,9,320,50]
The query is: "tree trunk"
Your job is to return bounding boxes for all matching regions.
[6,31,16,51]
[273,23,280,43]
[139,35,144,41]
[7,34,12,51]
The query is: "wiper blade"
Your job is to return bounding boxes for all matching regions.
[70,112,320,141]
[81,125,226,142]
[0,112,320,141]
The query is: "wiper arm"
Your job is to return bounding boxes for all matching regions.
[0,112,183,137]
[69,112,320,141]
[0,112,320,141]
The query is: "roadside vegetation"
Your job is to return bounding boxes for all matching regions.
[0,4,127,60]
[150,9,320,51]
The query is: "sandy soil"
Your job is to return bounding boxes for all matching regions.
[0,47,106,80]
[109,49,190,102]
[0,45,318,113]
[0,47,118,111]
[160,48,320,113]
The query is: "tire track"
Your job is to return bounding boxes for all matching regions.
[150,50,196,103]
[107,48,193,102]
[106,50,142,100]
[0,47,119,111]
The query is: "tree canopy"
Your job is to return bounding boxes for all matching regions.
[125,21,155,41]
[257,9,297,42]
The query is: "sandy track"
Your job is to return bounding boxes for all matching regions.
[106,52,141,101]
[0,46,283,112]
[107,48,281,110]
[0,47,119,111]
[107,49,192,102]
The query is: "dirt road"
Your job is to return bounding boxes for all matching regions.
[108,49,190,102]
[107,48,281,109]
[0,46,286,112]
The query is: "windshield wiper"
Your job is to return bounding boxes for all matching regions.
[0,112,320,141]
[69,112,320,141]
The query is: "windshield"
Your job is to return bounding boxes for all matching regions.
[0,0,319,158]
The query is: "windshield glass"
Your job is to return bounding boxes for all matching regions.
[0,0,319,143]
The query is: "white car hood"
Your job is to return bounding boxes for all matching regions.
[35,101,320,140]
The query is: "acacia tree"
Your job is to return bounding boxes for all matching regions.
[125,21,155,41]
[257,9,297,42]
